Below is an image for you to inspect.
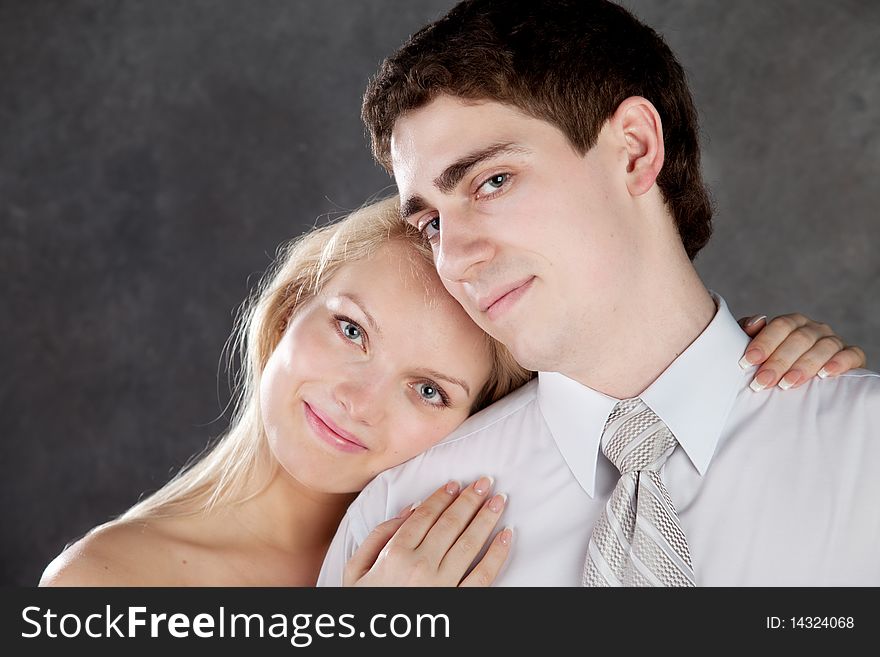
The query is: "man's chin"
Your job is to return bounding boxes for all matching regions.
[472,315,513,347]
[509,350,548,373]
[492,331,549,372]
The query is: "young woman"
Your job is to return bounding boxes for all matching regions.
[39,197,865,586]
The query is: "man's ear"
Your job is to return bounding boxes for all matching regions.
[612,96,665,197]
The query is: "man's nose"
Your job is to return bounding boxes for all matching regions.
[434,214,495,284]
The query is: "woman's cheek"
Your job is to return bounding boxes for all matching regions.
[288,315,338,376]
[386,412,466,465]
[259,355,291,447]
[260,317,322,412]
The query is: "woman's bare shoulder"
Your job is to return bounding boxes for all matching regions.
[39,519,202,587]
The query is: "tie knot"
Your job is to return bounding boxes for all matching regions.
[601,398,678,474]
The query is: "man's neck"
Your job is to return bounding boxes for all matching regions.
[564,247,716,400]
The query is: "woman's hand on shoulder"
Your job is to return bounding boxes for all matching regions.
[343,477,512,587]
[738,313,866,390]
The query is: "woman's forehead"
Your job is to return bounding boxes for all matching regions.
[333,240,440,292]
[325,246,480,335]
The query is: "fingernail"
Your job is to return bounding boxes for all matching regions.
[397,501,420,518]
[739,348,763,369]
[746,315,767,328]
[488,493,507,513]
[818,366,834,379]
[778,371,802,390]
[750,370,775,392]
[445,480,461,495]
[499,527,514,546]
[473,476,494,496]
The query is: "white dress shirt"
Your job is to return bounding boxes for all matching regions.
[318,295,880,586]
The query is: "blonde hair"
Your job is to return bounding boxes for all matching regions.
[118,196,533,522]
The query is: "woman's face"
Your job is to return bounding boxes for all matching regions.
[260,240,494,493]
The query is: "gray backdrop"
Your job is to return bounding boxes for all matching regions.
[1,0,877,586]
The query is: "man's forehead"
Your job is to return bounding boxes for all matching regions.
[394,110,520,194]
[391,97,519,161]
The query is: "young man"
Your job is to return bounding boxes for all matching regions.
[319,0,878,585]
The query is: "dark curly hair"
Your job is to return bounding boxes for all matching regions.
[362,0,713,260]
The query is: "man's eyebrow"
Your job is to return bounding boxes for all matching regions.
[400,195,428,224]
[433,142,529,194]
[339,293,382,337]
[399,142,530,223]
[417,368,471,397]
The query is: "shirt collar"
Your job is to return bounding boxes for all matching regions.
[537,293,750,498]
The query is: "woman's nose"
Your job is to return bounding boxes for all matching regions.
[333,374,388,426]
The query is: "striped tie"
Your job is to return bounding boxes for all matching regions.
[583,397,696,587]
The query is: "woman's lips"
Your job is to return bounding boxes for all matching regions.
[303,402,367,453]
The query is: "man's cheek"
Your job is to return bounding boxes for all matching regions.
[440,281,471,310]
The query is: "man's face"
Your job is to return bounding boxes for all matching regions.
[391,95,643,373]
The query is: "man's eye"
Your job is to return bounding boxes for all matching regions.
[477,173,509,196]
[421,216,441,241]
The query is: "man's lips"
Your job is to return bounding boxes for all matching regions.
[478,276,536,315]
[303,402,367,450]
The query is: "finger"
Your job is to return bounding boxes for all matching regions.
[391,480,462,549]
[739,313,815,369]
[439,491,507,579]
[737,315,767,337]
[748,324,830,391]
[344,510,412,584]
[776,335,846,389]
[459,527,514,587]
[818,345,867,379]
[417,476,495,561]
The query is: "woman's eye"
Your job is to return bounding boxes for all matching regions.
[416,382,446,406]
[337,319,364,346]
[477,173,509,197]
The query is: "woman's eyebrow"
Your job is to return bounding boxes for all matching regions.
[339,293,382,337]
[416,368,471,397]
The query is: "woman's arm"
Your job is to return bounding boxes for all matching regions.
[738,313,866,391]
